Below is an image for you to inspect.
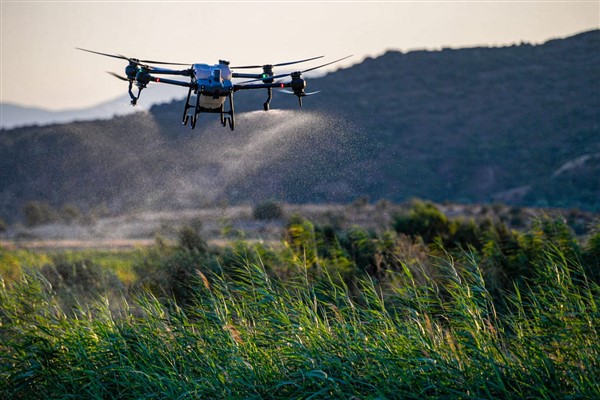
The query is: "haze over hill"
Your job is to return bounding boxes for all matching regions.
[1,30,599,222]
[0,85,184,129]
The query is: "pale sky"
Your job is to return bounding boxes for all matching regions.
[1,1,599,111]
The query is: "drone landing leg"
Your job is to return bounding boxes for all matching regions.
[182,86,194,126]
[127,82,138,106]
[191,90,201,129]
[264,87,272,111]
[220,104,226,127]
[228,92,235,131]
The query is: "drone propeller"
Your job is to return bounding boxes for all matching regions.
[107,71,131,82]
[278,89,321,96]
[238,55,352,84]
[301,55,353,74]
[279,88,321,107]
[77,47,190,66]
[231,55,324,69]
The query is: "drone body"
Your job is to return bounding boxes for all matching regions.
[78,48,351,130]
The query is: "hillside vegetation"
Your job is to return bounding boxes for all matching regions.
[1,30,599,223]
[1,203,599,398]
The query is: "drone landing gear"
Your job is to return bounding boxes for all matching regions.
[182,87,235,131]
[128,83,144,106]
[222,92,235,130]
[263,87,272,111]
[182,86,198,128]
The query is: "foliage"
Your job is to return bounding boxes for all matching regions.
[178,224,207,253]
[40,255,125,314]
[21,201,92,227]
[253,201,284,220]
[132,228,217,307]
[0,247,51,283]
[59,204,86,224]
[1,210,600,398]
[393,199,449,243]
[1,243,599,399]
[23,201,60,227]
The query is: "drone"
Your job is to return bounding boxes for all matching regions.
[77,48,351,130]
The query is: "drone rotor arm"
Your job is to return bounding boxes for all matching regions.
[148,75,194,88]
[145,66,194,77]
[237,72,293,85]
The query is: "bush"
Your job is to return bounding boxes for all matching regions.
[393,199,449,243]
[133,236,217,307]
[178,225,207,253]
[253,201,284,220]
[60,204,85,224]
[40,256,124,313]
[23,201,60,227]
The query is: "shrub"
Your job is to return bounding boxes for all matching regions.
[178,225,207,253]
[40,256,124,313]
[284,215,318,269]
[393,199,449,243]
[253,201,284,220]
[133,239,217,308]
[60,204,85,224]
[23,201,60,227]
[583,226,600,282]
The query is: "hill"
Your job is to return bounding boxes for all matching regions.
[0,84,184,129]
[1,30,599,221]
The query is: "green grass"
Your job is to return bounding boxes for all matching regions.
[1,245,598,399]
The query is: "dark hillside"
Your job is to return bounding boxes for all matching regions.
[0,110,373,221]
[297,30,600,208]
[1,30,598,221]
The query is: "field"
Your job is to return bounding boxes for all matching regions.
[1,201,599,398]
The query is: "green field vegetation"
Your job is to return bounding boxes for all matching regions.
[1,201,599,398]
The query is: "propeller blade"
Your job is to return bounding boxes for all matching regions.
[77,47,190,66]
[232,55,324,69]
[301,55,353,73]
[77,47,128,61]
[107,71,131,82]
[238,55,352,84]
[278,89,321,96]
[133,58,190,66]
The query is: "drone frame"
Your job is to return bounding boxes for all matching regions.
[78,48,351,131]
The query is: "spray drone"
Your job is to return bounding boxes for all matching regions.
[77,48,351,130]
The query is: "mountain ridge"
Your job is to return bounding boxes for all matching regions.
[1,30,599,222]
